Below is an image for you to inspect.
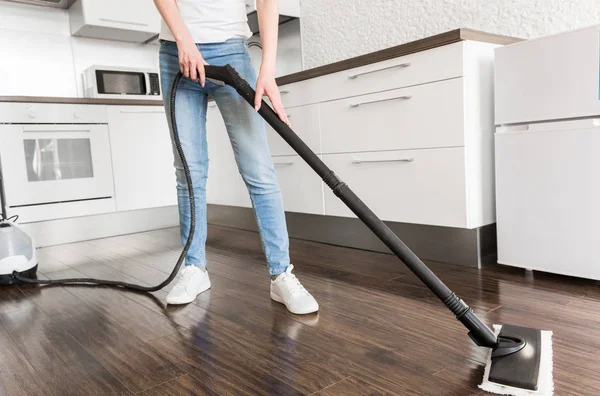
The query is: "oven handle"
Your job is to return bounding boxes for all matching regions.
[22,127,92,133]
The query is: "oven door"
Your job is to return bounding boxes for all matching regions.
[0,124,114,207]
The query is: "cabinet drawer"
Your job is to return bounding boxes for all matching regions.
[0,102,107,124]
[267,104,321,156]
[320,78,464,154]
[323,148,468,227]
[273,155,324,215]
[495,26,600,125]
[280,42,464,108]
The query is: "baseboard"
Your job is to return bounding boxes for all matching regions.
[22,206,179,248]
[207,204,497,268]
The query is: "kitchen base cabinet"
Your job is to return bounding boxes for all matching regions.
[323,148,468,228]
[273,155,324,215]
[107,106,177,212]
[496,120,600,280]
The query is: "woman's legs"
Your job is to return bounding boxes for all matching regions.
[206,40,290,276]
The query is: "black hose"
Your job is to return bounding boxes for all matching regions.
[12,72,193,292]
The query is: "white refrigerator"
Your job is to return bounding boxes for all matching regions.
[494,24,600,280]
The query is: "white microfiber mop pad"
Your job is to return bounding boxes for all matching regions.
[479,325,554,396]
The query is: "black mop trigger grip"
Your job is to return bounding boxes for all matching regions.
[492,334,527,358]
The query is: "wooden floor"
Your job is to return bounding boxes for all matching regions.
[1,225,600,395]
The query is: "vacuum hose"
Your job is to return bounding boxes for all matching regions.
[12,72,191,292]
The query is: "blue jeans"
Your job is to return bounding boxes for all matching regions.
[159,39,290,276]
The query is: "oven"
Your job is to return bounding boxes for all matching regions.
[0,103,116,223]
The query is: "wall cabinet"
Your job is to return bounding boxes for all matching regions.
[69,0,160,43]
[107,106,177,212]
[245,0,300,34]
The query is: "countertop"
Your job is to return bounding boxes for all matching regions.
[0,28,520,107]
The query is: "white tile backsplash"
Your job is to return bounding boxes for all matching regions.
[0,29,77,96]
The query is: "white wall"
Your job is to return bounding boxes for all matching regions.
[300,0,600,68]
[0,1,159,97]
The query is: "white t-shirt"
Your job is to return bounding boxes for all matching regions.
[159,0,252,44]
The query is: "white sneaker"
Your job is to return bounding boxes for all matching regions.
[166,266,211,305]
[270,265,319,315]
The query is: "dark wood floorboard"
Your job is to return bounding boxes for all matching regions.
[1,225,600,395]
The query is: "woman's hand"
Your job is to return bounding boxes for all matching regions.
[255,67,290,126]
[177,39,209,86]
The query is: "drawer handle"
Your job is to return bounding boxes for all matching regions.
[280,90,290,95]
[347,62,411,80]
[274,161,294,166]
[99,18,149,27]
[22,128,92,133]
[350,95,412,108]
[352,158,414,164]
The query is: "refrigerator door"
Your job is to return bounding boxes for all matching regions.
[495,119,600,280]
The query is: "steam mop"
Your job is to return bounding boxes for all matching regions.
[0,65,553,395]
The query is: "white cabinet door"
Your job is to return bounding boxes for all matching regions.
[273,155,324,214]
[323,148,469,228]
[495,120,600,280]
[319,78,465,154]
[495,26,600,125]
[206,104,252,208]
[266,104,321,156]
[107,106,177,212]
[70,0,160,43]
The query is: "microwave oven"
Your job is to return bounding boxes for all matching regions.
[83,66,161,100]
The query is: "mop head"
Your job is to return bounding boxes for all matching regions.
[479,324,553,396]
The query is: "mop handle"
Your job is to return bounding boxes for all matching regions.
[203,65,498,349]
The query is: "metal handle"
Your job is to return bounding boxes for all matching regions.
[119,110,164,114]
[99,18,149,27]
[352,158,414,164]
[274,161,294,166]
[348,62,411,80]
[22,128,91,133]
[280,90,290,95]
[350,95,412,108]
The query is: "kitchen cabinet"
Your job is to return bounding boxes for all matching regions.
[495,25,600,125]
[245,0,300,34]
[273,155,324,215]
[319,78,465,154]
[107,106,177,212]
[494,25,600,279]
[495,120,600,280]
[69,0,160,43]
[206,104,252,208]
[323,148,468,227]
[204,40,498,229]
[266,104,321,156]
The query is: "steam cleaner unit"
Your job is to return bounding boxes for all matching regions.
[0,65,553,395]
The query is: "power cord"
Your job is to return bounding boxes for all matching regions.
[12,72,193,291]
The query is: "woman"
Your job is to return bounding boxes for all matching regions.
[154,0,318,315]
